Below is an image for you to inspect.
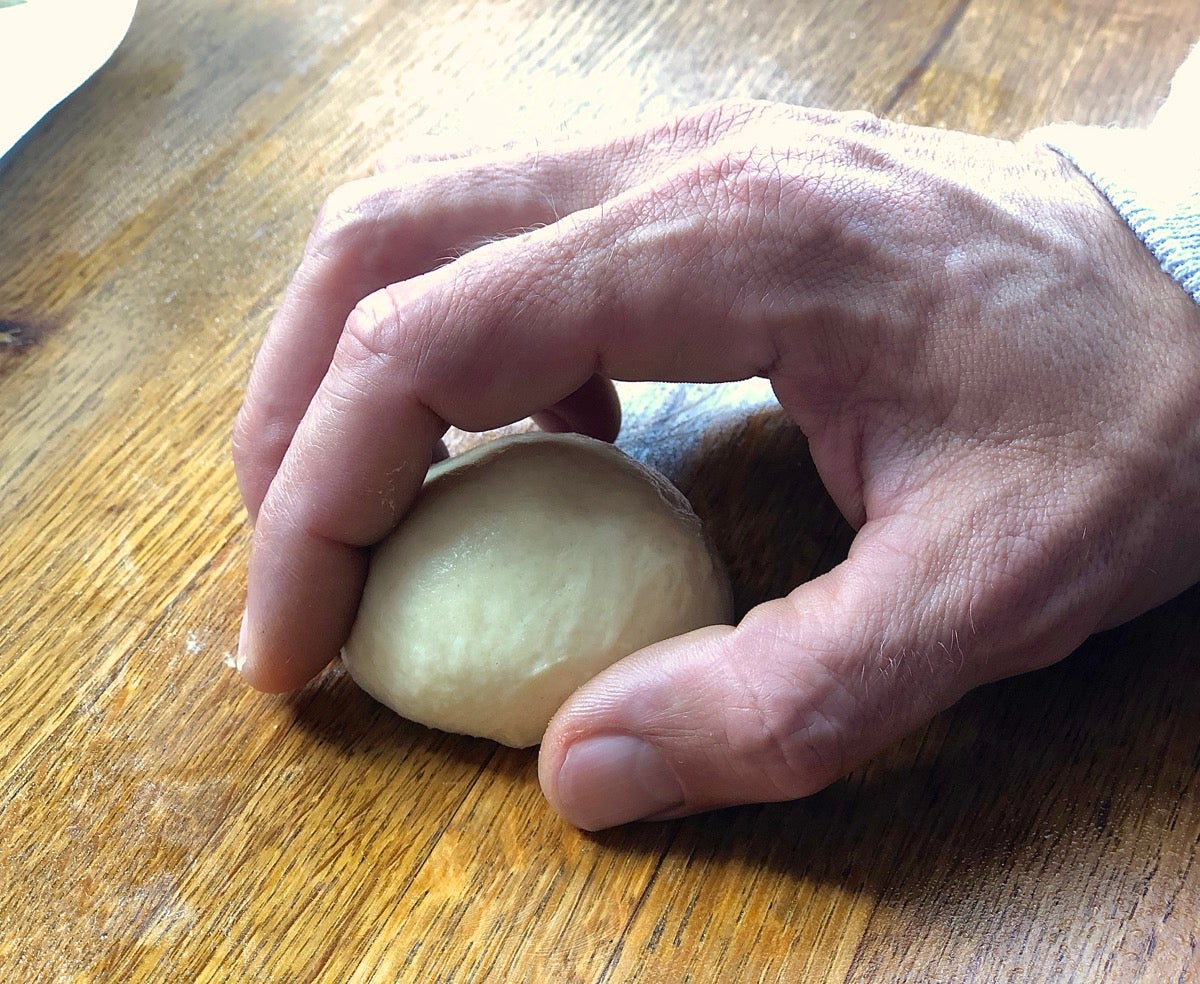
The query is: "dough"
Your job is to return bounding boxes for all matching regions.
[342,432,733,747]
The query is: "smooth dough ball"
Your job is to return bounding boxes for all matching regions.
[342,432,733,747]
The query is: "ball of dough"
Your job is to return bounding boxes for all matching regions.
[342,432,732,747]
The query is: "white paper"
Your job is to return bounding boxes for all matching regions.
[0,0,138,160]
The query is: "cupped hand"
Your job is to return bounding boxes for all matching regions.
[233,102,1200,829]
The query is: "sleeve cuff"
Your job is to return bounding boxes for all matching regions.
[1025,122,1200,306]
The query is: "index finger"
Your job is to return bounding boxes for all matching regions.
[233,103,788,521]
[236,164,796,692]
[232,164,562,521]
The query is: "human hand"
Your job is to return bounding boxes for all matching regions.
[233,102,1200,829]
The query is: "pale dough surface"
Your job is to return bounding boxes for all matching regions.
[342,432,733,747]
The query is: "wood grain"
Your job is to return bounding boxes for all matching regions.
[2,0,1198,980]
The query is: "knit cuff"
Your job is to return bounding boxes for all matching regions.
[1025,123,1200,306]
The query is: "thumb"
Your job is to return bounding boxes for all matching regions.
[538,510,1087,830]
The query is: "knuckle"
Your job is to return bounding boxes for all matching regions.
[685,142,826,239]
[307,178,387,260]
[230,394,293,514]
[824,111,907,180]
[631,101,792,166]
[677,99,789,145]
[230,402,258,469]
[310,183,360,244]
[335,283,444,398]
[340,288,406,371]
[232,395,292,474]
[721,679,845,800]
[648,104,907,227]
[838,108,889,136]
[230,405,258,482]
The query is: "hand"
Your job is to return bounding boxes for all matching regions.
[233,102,1200,829]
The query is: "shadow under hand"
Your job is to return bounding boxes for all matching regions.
[591,591,1200,971]
[286,660,501,775]
[615,379,854,617]
[605,382,1199,968]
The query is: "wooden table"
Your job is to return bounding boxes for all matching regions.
[3,1,1198,980]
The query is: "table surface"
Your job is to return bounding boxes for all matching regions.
[3,1,1199,981]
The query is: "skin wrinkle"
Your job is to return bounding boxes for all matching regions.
[342,295,407,376]
[717,615,853,800]
[581,182,744,381]
[941,468,1115,675]
[783,559,932,715]
[683,153,787,369]
[742,169,912,393]
[310,181,426,284]
[822,512,986,701]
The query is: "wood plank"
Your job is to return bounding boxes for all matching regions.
[2,0,1198,979]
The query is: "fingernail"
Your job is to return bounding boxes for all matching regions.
[235,610,251,674]
[555,735,684,830]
